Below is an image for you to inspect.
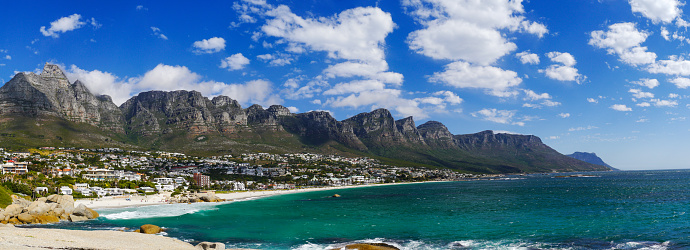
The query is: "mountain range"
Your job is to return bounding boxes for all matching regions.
[0,63,610,174]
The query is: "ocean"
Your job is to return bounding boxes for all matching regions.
[31,170,690,249]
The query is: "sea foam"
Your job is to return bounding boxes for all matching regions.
[101,202,224,220]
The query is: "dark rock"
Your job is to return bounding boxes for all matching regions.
[343,243,400,250]
[195,241,225,250]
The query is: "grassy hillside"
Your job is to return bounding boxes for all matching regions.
[0,185,13,208]
[0,116,132,151]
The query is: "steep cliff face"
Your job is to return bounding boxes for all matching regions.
[0,63,124,132]
[417,121,455,148]
[395,117,425,145]
[282,111,367,150]
[454,130,545,151]
[343,109,406,147]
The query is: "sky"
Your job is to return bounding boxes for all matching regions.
[2,0,690,170]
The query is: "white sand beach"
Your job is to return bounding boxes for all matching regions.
[74,182,427,209]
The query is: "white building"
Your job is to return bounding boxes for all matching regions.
[83,168,119,181]
[59,186,72,195]
[0,161,28,175]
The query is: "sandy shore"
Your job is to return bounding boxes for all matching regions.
[74,182,431,210]
[0,225,197,250]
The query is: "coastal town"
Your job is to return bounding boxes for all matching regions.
[0,147,475,200]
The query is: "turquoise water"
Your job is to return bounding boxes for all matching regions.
[32,170,690,249]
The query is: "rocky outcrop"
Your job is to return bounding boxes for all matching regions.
[417,121,455,148]
[344,109,406,147]
[171,192,223,203]
[282,111,367,150]
[0,194,97,225]
[0,63,124,132]
[195,241,226,250]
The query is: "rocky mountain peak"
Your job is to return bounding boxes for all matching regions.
[40,63,68,79]
[267,105,292,116]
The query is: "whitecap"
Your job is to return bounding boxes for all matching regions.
[100,202,224,220]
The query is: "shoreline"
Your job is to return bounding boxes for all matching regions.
[2,181,441,249]
[75,181,443,210]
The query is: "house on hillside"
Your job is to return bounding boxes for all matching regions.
[59,186,72,195]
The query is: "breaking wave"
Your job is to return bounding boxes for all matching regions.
[226,238,674,250]
[100,202,225,220]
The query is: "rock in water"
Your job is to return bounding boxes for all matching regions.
[195,241,225,250]
[85,207,99,219]
[139,224,162,234]
[343,243,400,250]
[69,214,88,222]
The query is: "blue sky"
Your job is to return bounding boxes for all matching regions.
[2,0,690,170]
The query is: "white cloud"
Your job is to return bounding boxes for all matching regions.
[257,53,293,66]
[652,99,678,107]
[542,100,561,107]
[136,5,147,11]
[434,90,463,104]
[587,98,599,103]
[326,89,428,119]
[611,104,633,111]
[40,14,86,38]
[403,0,547,65]
[287,106,299,113]
[632,78,659,88]
[541,52,585,83]
[661,27,671,40]
[193,37,226,54]
[66,64,281,107]
[471,108,516,124]
[629,88,654,99]
[548,136,560,140]
[516,51,540,65]
[589,22,656,66]
[65,65,135,105]
[4,55,10,60]
[429,61,521,97]
[637,102,651,107]
[646,56,690,75]
[628,0,682,24]
[220,53,250,71]
[151,27,168,40]
[523,89,551,101]
[522,89,559,108]
[323,80,385,95]
[261,5,395,68]
[558,113,570,118]
[569,125,598,131]
[670,77,690,88]
[669,93,680,98]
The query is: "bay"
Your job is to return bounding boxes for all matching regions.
[33,170,690,249]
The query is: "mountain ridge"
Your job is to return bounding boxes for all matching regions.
[0,63,610,174]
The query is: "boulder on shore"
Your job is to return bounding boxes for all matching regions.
[195,241,225,250]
